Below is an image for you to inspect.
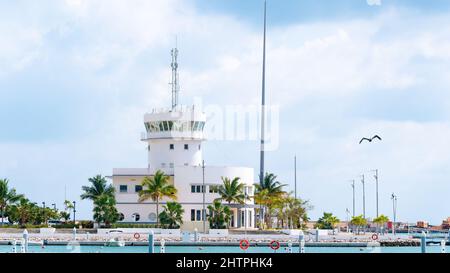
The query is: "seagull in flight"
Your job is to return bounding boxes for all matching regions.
[359,135,382,144]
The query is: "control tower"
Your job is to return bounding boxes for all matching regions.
[140,47,206,175]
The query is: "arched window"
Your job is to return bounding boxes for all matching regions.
[132,213,140,222]
[148,213,157,223]
[118,213,125,221]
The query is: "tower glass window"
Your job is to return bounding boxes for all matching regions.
[170,144,174,150]
[184,144,189,150]
[119,185,128,193]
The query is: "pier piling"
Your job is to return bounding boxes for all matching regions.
[72,227,77,241]
[160,238,166,253]
[194,228,198,242]
[22,229,29,253]
[12,240,17,253]
[421,231,427,254]
[299,231,305,253]
[148,230,155,253]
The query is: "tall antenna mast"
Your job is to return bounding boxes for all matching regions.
[170,40,180,109]
[259,0,267,185]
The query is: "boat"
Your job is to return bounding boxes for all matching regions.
[104,238,125,247]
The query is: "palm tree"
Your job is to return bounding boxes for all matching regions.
[216,177,246,205]
[93,194,119,227]
[274,194,311,229]
[254,173,287,229]
[138,170,177,226]
[159,202,184,229]
[373,214,390,234]
[0,179,23,225]
[253,188,270,229]
[8,197,34,226]
[207,200,232,229]
[351,215,368,235]
[315,212,340,233]
[80,175,115,201]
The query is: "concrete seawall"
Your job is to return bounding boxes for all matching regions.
[0,240,380,247]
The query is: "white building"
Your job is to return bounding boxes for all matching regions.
[111,49,256,231]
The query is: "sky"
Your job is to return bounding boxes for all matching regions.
[1,0,450,224]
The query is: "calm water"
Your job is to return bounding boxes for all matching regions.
[1,245,449,253]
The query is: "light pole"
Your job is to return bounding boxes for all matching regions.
[42,202,46,225]
[360,175,366,219]
[346,208,351,233]
[73,201,76,224]
[391,193,397,235]
[351,180,356,218]
[52,203,57,211]
[202,160,206,233]
[372,169,379,218]
[244,192,248,237]
[294,155,297,199]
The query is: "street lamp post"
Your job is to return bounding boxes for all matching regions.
[52,203,57,211]
[346,208,351,233]
[73,201,76,224]
[351,180,356,218]
[360,175,366,219]
[294,155,297,199]
[372,169,379,218]
[42,202,46,225]
[244,192,248,237]
[391,193,397,235]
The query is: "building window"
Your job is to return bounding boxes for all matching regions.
[132,213,140,222]
[169,163,174,168]
[135,185,143,193]
[119,213,125,221]
[191,184,205,193]
[119,185,128,193]
[170,144,174,150]
[190,209,206,222]
[184,144,189,150]
[245,186,253,196]
[191,209,195,221]
[148,213,157,222]
[198,144,201,150]
[249,211,252,227]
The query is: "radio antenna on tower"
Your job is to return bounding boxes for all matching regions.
[170,37,180,109]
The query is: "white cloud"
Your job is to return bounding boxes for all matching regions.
[1,1,450,223]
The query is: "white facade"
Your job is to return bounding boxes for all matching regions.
[111,106,256,231]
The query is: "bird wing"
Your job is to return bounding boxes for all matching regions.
[359,138,370,144]
[372,135,382,141]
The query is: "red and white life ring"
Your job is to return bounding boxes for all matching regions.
[134,233,140,240]
[239,239,250,250]
[371,233,379,241]
[269,240,280,250]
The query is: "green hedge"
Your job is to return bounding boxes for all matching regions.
[111,223,159,228]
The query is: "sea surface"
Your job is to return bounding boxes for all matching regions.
[0,245,448,253]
